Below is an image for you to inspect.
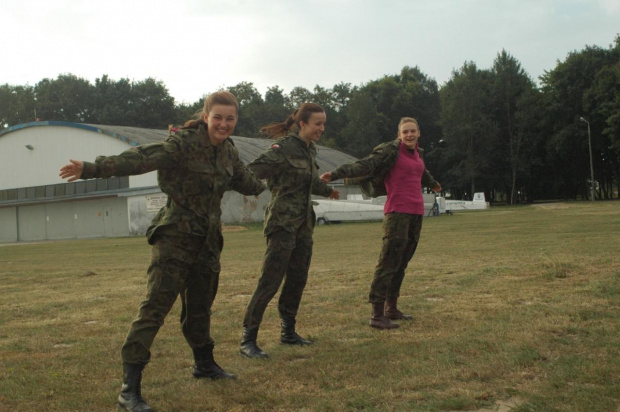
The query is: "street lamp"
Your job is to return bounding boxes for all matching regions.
[579,117,596,202]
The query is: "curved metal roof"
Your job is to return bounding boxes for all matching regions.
[1,121,358,172]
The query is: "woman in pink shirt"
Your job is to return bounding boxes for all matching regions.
[321,118,441,329]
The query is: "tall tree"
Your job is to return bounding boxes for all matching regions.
[92,75,133,126]
[583,36,620,198]
[0,84,36,128]
[340,66,441,159]
[288,87,313,109]
[261,85,291,128]
[439,62,497,199]
[34,74,95,122]
[340,89,386,158]
[513,88,547,202]
[323,82,354,149]
[540,44,615,199]
[491,50,537,204]
[228,82,264,137]
[127,78,176,129]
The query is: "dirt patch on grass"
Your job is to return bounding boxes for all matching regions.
[531,203,570,209]
[450,397,526,412]
[222,225,248,232]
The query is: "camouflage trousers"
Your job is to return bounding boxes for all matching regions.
[243,225,314,329]
[121,227,222,365]
[369,212,423,304]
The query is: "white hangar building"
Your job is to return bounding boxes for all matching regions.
[0,121,359,243]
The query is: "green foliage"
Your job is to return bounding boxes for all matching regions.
[1,74,178,129]
[226,81,265,137]
[540,40,620,200]
[491,50,537,204]
[339,66,441,158]
[34,74,95,122]
[127,78,177,129]
[340,89,385,157]
[93,75,133,126]
[2,36,620,199]
[439,61,498,198]
[0,83,36,126]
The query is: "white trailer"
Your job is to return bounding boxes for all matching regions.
[444,192,489,211]
[313,193,441,224]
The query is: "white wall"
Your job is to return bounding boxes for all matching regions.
[0,125,157,190]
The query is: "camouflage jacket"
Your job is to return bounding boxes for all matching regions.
[247,132,334,236]
[330,139,437,198]
[81,123,265,243]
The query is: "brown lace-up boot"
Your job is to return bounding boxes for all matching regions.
[369,302,399,329]
[384,297,413,320]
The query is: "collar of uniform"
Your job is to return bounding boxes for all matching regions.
[287,131,312,149]
[198,122,228,149]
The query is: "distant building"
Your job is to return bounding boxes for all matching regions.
[0,121,359,243]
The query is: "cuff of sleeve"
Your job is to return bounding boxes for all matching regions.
[330,171,341,181]
[81,161,97,180]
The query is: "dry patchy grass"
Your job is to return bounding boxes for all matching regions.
[1,202,619,411]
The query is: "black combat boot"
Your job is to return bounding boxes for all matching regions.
[239,327,269,358]
[192,343,237,380]
[117,363,154,412]
[280,318,314,345]
[369,302,399,329]
[385,296,413,320]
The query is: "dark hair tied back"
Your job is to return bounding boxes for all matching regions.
[260,103,324,139]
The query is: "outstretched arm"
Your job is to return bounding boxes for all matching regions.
[230,157,267,196]
[59,159,84,182]
[59,138,182,181]
[327,144,392,182]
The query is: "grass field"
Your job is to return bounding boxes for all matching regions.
[1,201,619,412]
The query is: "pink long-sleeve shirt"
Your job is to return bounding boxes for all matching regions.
[383,142,425,216]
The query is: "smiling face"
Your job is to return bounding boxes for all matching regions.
[398,120,420,149]
[298,111,326,145]
[203,104,238,146]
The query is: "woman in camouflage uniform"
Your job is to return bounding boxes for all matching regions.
[238,103,339,359]
[320,117,441,330]
[59,91,265,412]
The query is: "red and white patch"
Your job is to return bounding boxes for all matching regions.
[271,144,281,150]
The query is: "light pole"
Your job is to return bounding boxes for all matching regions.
[579,117,596,202]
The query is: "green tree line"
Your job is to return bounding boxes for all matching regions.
[2,36,619,203]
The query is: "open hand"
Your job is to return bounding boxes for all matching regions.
[59,159,84,182]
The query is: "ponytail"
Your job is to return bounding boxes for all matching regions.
[260,104,324,139]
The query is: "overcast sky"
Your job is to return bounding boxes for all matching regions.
[3,0,619,104]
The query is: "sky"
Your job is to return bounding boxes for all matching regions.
[3,0,619,104]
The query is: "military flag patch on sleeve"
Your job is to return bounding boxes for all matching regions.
[271,144,281,150]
